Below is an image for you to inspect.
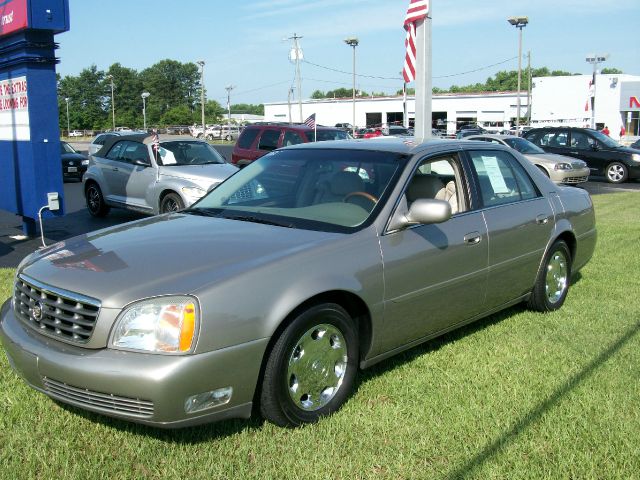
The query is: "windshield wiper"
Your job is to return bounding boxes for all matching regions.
[224,215,294,228]
[183,208,222,217]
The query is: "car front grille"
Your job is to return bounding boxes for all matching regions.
[13,275,100,344]
[562,176,589,184]
[571,162,586,169]
[43,377,154,418]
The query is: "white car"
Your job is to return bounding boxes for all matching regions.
[69,130,84,137]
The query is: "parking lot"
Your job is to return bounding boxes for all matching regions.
[0,141,638,268]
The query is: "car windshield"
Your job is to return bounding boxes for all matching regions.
[187,148,406,233]
[503,137,545,154]
[60,142,77,154]
[314,130,351,142]
[590,130,621,148]
[156,141,226,166]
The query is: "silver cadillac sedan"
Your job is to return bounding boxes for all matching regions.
[0,138,596,428]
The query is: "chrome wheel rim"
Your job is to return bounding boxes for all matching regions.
[607,164,625,182]
[545,250,568,304]
[87,187,100,212]
[286,324,348,412]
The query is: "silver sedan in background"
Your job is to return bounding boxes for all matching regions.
[465,134,590,185]
[1,138,596,428]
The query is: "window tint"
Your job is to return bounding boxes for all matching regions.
[469,150,538,207]
[570,131,596,150]
[258,129,281,151]
[237,128,260,149]
[538,131,568,147]
[121,142,150,164]
[283,130,304,146]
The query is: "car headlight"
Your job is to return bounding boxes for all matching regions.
[81,159,89,166]
[181,186,206,199]
[632,154,640,163]
[555,162,572,170]
[110,296,199,354]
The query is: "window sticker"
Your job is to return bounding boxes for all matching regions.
[159,147,177,165]
[481,155,509,193]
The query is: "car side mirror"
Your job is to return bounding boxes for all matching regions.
[133,158,150,167]
[590,143,599,151]
[388,198,452,231]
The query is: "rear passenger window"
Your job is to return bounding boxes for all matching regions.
[106,142,125,160]
[283,131,304,146]
[258,130,281,151]
[469,150,538,208]
[237,128,260,149]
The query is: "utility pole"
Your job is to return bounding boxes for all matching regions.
[526,51,532,125]
[288,33,304,122]
[197,60,206,137]
[106,74,115,131]
[64,97,70,135]
[287,87,293,124]
[225,85,235,125]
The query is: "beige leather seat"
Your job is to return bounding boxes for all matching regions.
[435,181,458,214]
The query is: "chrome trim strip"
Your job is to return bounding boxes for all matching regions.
[18,274,101,308]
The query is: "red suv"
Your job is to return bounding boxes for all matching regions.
[231,123,350,167]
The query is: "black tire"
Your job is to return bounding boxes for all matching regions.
[528,240,572,312]
[159,192,184,213]
[85,183,110,217]
[225,135,232,141]
[605,162,628,184]
[260,303,358,427]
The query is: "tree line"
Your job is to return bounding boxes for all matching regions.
[57,60,264,131]
[309,67,624,99]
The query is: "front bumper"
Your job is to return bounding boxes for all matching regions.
[0,299,268,428]
[552,167,590,184]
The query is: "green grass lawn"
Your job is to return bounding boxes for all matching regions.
[1,192,639,479]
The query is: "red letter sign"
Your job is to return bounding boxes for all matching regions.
[630,97,640,109]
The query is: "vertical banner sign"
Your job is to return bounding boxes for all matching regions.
[0,0,29,36]
[0,75,30,140]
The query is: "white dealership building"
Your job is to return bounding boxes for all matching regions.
[264,74,640,140]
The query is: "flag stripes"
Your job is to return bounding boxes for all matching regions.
[403,0,429,83]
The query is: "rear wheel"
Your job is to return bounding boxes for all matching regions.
[605,162,628,184]
[85,183,110,217]
[159,192,184,213]
[260,303,358,427]
[528,240,571,312]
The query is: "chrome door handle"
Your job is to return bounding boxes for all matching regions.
[536,214,549,225]
[464,232,481,245]
[112,167,119,172]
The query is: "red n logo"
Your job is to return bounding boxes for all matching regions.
[631,96,640,108]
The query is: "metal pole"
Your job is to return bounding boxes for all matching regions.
[516,25,523,135]
[143,97,146,130]
[591,62,597,129]
[414,5,432,140]
[293,34,303,122]
[225,85,235,126]
[65,97,70,136]
[287,88,293,124]
[403,79,408,128]
[527,51,532,124]
[197,61,206,138]
[352,44,356,136]
[107,75,115,131]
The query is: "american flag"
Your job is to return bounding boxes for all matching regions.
[403,0,429,83]
[304,113,316,129]
[151,129,160,152]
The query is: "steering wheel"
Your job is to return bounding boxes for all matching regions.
[343,191,378,205]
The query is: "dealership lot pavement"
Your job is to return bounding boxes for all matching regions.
[0,147,638,268]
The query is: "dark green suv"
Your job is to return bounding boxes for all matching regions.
[523,127,640,183]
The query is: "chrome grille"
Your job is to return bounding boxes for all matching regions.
[571,161,586,169]
[13,275,100,343]
[43,378,154,418]
[562,176,589,184]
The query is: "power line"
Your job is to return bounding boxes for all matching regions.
[433,57,518,79]
[302,59,400,80]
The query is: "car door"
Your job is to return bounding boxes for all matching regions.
[97,141,127,200]
[378,153,489,354]
[467,149,554,309]
[118,142,155,209]
[567,130,606,175]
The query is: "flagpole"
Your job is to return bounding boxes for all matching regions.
[413,3,432,140]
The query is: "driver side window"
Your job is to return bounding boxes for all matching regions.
[406,156,464,214]
[570,131,596,150]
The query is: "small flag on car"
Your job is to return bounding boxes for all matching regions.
[304,113,316,129]
[151,129,160,151]
[403,0,429,83]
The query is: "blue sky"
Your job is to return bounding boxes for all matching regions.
[57,0,639,106]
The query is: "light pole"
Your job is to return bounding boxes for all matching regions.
[106,74,115,131]
[344,37,359,137]
[288,33,303,122]
[196,61,206,137]
[225,85,235,125]
[586,53,609,130]
[508,16,528,135]
[64,97,70,136]
[141,92,150,130]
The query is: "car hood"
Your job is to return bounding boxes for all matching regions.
[524,152,586,165]
[159,163,238,186]
[61,153,87,162]
[19,213,339,309]
[615,146,640,154]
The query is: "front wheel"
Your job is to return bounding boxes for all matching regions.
[528,240,572,312]
[605,162,628,184]
[260,303,358,427]
[159,192,184,213]
[85,183,110,217]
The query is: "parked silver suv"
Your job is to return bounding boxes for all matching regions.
[83,134,238,216]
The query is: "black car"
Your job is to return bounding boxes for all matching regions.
[60,141,88,181]
[631,139,640,150]
[523,127,640,183]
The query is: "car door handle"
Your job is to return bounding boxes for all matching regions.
[112,167,119,172]
[464,232,482,245]
[570,151,579,155]
[536,214,549,225]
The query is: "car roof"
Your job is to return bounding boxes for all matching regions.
[465,134,512,140]
[245,123,343,132]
